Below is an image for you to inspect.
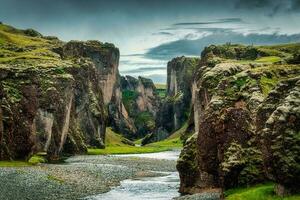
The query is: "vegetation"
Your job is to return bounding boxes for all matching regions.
[122,89,139,113]
[155,84,167,98]
[225,183,300,200]
[0,161,32,167]
[88,127,182,155]
[0,154,47,167]
[255,56,281,63]
[0,23,62,65]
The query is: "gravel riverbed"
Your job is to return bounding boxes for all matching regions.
[0,154,177,200]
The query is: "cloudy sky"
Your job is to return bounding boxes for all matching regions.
[1,0,300,83]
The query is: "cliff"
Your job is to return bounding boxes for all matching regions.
[177,44,300,196]
[0,23,125,161]
[141,57,198,145]
[120,75,160,138]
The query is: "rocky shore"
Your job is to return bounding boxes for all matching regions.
[0,154,177,200]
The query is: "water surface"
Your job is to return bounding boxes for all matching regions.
[85,151,181,200]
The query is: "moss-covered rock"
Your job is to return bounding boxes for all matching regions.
[0,23,122,161]
[178,43,300,197]
[257,77,300,195]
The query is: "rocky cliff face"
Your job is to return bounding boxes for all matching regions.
[141,56,199,145]
[120,75,160,138]
[0,24,124,161]
[177,44,300,196]
[156,57,199,133]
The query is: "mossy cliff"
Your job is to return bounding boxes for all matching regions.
[143,57,199,145]
[177,43,300,197]
[120,75,160,139]
[0,23,126,161]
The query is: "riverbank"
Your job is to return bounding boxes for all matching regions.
[0,152,178,200]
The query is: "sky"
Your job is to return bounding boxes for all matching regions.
[1,0,300,83]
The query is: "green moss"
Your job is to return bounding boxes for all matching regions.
[260,76,279,96]
[28,155,47,165]
[3,81,22,103]
[225,183,300,200]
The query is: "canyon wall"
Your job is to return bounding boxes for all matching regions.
[0,24,128,161]
[177,44,300,196]
[141,57,199,144]
[120,75,160,138]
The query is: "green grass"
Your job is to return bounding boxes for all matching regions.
[225,183,300,200]
[255,56,282,63]
[155,84,167,98]
[146,137,182,148]
[28,155,47,165]
[88,146,171,155]
[0,161,32,167]
[0,154,47,167]
[88,127,181,155]
[154,84,166,89]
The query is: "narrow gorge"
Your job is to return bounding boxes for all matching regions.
[0,19,299,200]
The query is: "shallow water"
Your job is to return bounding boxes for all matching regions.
[112,150,180,160]
[85,151,181,200]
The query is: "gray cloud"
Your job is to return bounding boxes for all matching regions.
[152,32,174,36]
[145,31,300,60]
[235,0,271,9]
[173,18,244,26]
[234,0,300,16]
[290,0,300,11]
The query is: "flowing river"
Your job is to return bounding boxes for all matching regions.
[85,151,181,200]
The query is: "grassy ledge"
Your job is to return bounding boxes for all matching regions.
[225,183,300,200]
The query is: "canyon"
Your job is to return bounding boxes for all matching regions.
[0,23,299,200]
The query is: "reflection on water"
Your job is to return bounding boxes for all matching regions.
[86,172,180,200]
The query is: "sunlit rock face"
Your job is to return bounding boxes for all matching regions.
[177,44,300,196]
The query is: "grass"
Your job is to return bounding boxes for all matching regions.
[88,146,171,155]
[225,183,300,200]
[155,84,167,98]
[0,161,32,167]
[88,127,182,155]
[146,137,182,148]
[28,155,47,165]
[0,153,47,167]
[154,84,166,89]
[255,56,282,63]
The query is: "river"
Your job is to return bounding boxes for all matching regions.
[85,151,181,200]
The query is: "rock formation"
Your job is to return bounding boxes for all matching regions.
[120,75,160,138]
[0,23,129,161]
[177,44,300,196]
[142,56,199,145]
